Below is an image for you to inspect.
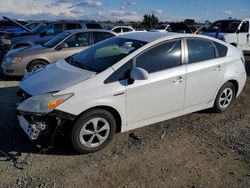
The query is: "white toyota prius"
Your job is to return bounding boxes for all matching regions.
[17,32,247,153]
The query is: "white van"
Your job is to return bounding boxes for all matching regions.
[201,19,250,52]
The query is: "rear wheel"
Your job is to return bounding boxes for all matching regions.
[71,109,116,154]
[212,82,235,112]
[27,60,47,73]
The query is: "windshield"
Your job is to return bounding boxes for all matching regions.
[32,22,49,33]
[25,22,40,30]
[66,37,147,73]
[203,20,241,33]
[43,32,71,48]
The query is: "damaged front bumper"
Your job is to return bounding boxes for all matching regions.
[16,109,76,141]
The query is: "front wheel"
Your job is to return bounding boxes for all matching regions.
[27,60,47,73]
[71,109,116,154]
[212,82,235,113]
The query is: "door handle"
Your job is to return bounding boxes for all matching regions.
[214,65,221,71]
[172,76,183,84]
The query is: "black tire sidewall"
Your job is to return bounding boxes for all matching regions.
[71,109,116,154]
[214,82,235,112]
[28,60,47,72]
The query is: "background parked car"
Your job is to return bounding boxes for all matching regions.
[0,19,102,54]
[103,25,135,34]
[0,18,27,31]
[3,21,41,35]
[1,29,117,76]
[150,23,192,33]
[201,18,250,52]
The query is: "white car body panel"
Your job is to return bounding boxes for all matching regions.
[20,32,247,134]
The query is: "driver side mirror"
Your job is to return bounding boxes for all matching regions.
[130,67,149,81]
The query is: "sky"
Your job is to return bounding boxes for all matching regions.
[0,0,249,22]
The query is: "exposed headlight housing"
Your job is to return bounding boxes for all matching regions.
[6,56,23,64]
[17,93,74,115]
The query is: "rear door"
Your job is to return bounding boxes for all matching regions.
[184,38,225,108]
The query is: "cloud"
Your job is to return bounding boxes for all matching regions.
[239,8,248,12]
[69,1,103,9]
[222,10,233,16]
[120,0,136,10]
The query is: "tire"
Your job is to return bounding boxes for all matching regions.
[212,82,235,113]
[27,60,47,73]
[71,109,116,154]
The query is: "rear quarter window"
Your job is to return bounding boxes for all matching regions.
[213,42,228,57]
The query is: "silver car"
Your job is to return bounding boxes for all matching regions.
[1,29,117,76]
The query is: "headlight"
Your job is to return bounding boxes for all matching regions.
[6,56,23,64]
[2,39,11,45]
[17,93,74,114]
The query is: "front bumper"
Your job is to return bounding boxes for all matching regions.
[17,115,44,140]
[1,59,26,76]
[16,109,76,141]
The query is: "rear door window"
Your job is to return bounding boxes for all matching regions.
[123,27,133,32]
[64,32,90,48]
[46,24,64,35]
[66,23,78,30]
[187,38,216,63]
[92,32,115,44]
[113,28,122,33]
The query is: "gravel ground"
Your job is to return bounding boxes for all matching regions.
[0,58,250,188]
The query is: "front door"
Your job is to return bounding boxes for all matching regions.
[126,40,186,125]
[237,21,250,51]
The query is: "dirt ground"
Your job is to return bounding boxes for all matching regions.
[0,57,250,188]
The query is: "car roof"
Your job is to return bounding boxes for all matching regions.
[213,19,242,22]
[64,29,118,35]
[118,32,178,42]
[117,31,227,44]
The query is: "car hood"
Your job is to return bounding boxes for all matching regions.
[19,59,96,96]
[3,16,31,33]
[6,44,47,57]
[201,31,226,39]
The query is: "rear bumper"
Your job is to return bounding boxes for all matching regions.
[236,71,247,97]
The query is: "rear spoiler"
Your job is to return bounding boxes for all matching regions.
[2,16,31,33]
